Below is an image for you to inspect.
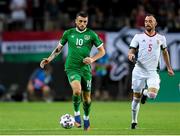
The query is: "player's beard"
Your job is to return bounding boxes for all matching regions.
[77,25,86,31]
[145,26,152,32]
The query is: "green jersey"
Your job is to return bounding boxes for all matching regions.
[59,28,103,72]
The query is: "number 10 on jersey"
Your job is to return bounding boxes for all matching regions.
[76,38,83,46]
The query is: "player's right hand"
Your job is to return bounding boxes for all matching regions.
[167,68,174,76]
[40,58,49,68]
[128,54,135,62]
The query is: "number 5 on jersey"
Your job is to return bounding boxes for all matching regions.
[148,44,152,52]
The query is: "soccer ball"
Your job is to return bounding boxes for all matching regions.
[59,114,75,129]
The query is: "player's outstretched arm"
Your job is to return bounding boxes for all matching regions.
[162,48,174,76]
[83,45,105,64]
[40,44,63,68]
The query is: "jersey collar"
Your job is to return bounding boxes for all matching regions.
[76,27,87,33]
[144,31,157,37]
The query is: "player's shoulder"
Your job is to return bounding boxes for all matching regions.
[86,28,97,34]
[133,32,144,39]
[156,32,166,38]
[64,28,75,33]
[155,33,166,43]
[82,28,99,39]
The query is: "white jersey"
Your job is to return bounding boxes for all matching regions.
[130,32,167,71]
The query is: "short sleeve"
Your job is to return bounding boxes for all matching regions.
[93,32,103,48]
[161,36,167,50]
[59,30,68,46]
[130,34,139,49]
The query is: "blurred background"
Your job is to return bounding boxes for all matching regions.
[0,0,179,102]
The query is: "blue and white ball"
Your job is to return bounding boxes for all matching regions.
[60,114,75,129]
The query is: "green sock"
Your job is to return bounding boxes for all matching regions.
[83,101,91,117]
[72,95,81,112]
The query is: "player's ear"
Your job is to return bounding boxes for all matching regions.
[155,21,157,27]
[154,18,157,27]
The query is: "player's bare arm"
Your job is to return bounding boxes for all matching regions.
[128,48,136,62]
[83,45,105,64]
[40,44,63,68]
[162,48,174,76]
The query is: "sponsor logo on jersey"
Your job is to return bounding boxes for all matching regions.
[84,35,90,40]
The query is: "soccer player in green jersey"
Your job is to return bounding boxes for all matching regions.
[40,11,105,130]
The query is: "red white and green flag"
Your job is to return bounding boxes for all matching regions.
[2,31,62,62]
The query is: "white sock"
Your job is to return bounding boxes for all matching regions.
[74,111,80,116]
[143,89,148,96]
[131,99,140,123]
[83,115,89,120]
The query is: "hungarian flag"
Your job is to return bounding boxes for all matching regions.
[2,31,62,62]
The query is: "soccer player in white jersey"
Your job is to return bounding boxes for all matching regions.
[128,14,174,129]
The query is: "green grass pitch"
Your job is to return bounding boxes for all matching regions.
[0,102,180,135]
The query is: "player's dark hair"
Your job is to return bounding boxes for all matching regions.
[146,13,156,19]
[76,11,88,18]
[145,13,157,24]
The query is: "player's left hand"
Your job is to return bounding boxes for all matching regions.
[40,58,49,68]
[167,68,174,76]
[83,57,94,64]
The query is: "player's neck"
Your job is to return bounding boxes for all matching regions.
[76,27,87,33]
[144,30,156,37]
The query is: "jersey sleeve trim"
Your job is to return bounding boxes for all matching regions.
[96,43,103,48]
[129,47,137,49]
[161,46,167,50]
[58,41,63,46]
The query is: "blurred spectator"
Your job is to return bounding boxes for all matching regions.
[0,32,3,62]
[0,0,179,32]
[0,80,6,101]
[141,0,154,14]
[62,0,81,19]
[91,8,104,29]
[0,0,9,32]
[0,83,20,102]
[157,8,167,29]
[9,0,27,31]
[93,53,110,101]
[31,0,45,31]
[0,14,6,32]
[129,9,137,28]
[135,5,146,28]
[44,0,60,31]
[166,10,176,31]
[81,0,88,12]
[27,65,53,102]
[175,8,180,29]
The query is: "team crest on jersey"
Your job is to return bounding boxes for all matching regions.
[84,35,90,40]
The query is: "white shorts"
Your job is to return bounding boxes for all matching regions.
[131,68,160,93]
